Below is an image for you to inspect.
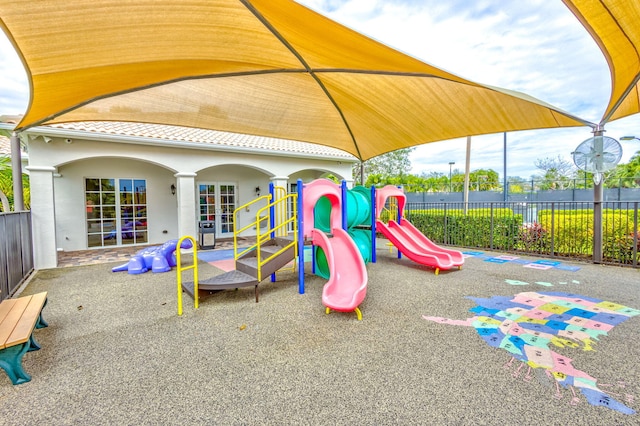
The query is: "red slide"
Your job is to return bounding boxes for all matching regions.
[311,228,368,320]
[395,218,464,267]
[376,220,459,274]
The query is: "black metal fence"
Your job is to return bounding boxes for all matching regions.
[0,211,33,300]
[404,201,639,268]
[417,177,640,194]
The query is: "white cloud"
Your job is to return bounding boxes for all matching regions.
[297,0,637,178]
[0,33,29,114]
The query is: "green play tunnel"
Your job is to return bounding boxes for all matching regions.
[314,229,372,279]
[313,186,372,278]
[313,187,371,231]
[314,246,330,279]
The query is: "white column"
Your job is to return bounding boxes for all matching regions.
[270,176,290,195]
[270,176,290,237]
[174,172,197,240]
[26,166,57,269]
[10,132,24,211]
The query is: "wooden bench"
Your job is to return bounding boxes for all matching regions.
[0,292,48,385]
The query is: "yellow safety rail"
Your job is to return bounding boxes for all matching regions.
[379,197,399,224]
[176,235,198,316]
[233,188,298,283]
[273,185,289,237]
[176,188,297,316]
[380,198,399,253]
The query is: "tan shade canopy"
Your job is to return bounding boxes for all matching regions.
[1,0,593,160]
[562,0,640,125]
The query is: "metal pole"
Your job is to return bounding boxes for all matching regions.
[448,161,455,192]
[503,132,507,202]
[593,129,604,263]
[463,137,471,214]
[10,132,24,211]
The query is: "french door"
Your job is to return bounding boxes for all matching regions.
[85,178,148,247]
[198,182,237,238]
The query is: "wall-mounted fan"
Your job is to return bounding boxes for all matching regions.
[572,135,623,184]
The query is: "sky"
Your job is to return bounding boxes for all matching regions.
[1,0,639,179]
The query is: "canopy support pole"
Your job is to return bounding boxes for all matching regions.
[11,132,24,211]
[593,128,604,263]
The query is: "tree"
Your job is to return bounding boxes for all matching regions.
[506,176,530,193]
[418,171,448,192]
[607,150,640,188]
[0,156,14,212]
[468,169,500,191]
[353,147,415,184]
[534,155,575,190]
[0,153,30,212]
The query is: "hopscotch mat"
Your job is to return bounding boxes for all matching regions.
[423,291,640,415]
[463,252,581,272]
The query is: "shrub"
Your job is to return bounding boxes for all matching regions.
[405,208,522,250]
[517,222,549,253]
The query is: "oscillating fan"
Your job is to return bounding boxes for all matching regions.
[571,136,623,184]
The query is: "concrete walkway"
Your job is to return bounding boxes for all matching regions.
[1,244,638,425]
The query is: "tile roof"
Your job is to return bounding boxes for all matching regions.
[0,136,9,155]
[47,121,357,160]
[0,135,28,157]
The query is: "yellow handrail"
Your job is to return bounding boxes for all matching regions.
[380,198,399,224]
[176,235,198,316]
[232,188,297,282]
[177,188,297,316]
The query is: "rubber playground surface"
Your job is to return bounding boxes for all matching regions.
[2,242,639,424]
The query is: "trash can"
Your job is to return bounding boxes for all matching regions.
[198,220,216,249]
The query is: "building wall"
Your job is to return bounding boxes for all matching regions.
[26,134,355,262]
[55,157,177,252]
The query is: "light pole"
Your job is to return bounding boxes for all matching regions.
[448,161,455,192]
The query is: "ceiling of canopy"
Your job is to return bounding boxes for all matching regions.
[561,0,640,126]
[1,0,622,160]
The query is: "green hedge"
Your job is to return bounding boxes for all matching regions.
[404,208,522,250]
[538,209,639,264]
[394,207,638,265]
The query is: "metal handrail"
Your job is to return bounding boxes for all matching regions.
[175,235,198,316]
[233,190,298,282]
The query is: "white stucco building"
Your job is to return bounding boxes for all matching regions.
[2,120,357,269]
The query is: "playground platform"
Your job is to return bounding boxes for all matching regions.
[3,242,639,424]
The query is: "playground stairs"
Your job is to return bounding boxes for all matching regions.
[179,187,298,309]
[236,236,296,279]
[181,236,296,303]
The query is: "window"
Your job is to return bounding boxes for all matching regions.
[86,178,147,247]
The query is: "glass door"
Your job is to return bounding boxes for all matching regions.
[85,178,147,247]
[198,182,237,238]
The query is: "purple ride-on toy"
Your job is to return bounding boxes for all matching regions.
[112,238,193,274]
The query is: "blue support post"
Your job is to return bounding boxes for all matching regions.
[397,186,402,259]
[341,180,348,231]
[297,179,305,294]
[269,182,276,282]
[371,185,377,263]
[269,182,275,239]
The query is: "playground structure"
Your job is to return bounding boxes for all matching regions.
[297,179,370,320]
[175,179,462,317]
[176,184,298,315]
